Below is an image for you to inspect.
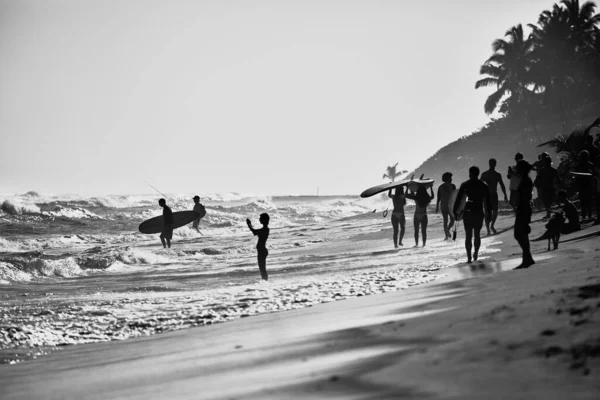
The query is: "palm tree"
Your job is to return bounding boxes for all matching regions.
[528,1,600,122]
[475,24,536,116]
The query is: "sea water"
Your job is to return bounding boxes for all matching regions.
[0,191,500,363]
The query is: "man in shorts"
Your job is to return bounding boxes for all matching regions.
[480,158,508,235]
[454,166,492,263]
[158,198,173,248]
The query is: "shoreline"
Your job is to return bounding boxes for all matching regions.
[2,211,599,398]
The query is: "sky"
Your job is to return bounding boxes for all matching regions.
[0,0,553,196]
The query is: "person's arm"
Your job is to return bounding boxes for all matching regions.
[507,166,512,180]
[498,173,508,201]
[388,189,393,199]
[436,186,441,212]
[429,186,435,201]
[246,218,257,234]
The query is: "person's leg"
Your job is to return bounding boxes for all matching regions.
[257,250,268,280]
[441,210,449,239]
[391,214,399,248]
[448,211,455,233]
[160,234,166,248]
[473,214,484,261]
[514,212,535,269]
[422,215,428,246]
[463,214,473,263]
[413,216,420,246]
[484,203,491,236]
[399,214,405,245]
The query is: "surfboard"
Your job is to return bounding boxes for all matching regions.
[138,210,199,234]
[570,172,593,177]
[448,190,468,221]
[360,178,434,198]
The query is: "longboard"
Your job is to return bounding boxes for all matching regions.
[138,210,199,234]
[448,190,468,221]
[361,178,434,198]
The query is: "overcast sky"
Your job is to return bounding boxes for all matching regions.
[1,0,551,196]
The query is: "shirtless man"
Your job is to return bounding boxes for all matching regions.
[480,158,508,235]
[388,187,406,247]
[436,172,456,240]
[454,166,492,263]
[507,153,523,211]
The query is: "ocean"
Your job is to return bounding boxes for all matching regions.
[0,191,501,364]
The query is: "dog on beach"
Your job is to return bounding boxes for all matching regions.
[533,211,565,251]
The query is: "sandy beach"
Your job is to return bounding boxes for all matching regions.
[2,210,599,399]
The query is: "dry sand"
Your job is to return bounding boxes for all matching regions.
[1,212,599,399]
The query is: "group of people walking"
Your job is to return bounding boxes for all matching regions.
[387,146,600,269]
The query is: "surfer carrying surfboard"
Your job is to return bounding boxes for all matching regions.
[192,195,206,232]
[436,172,456,240]
[454,166,492,263]
[406,183,434,247]
[247,213,270,281]
[388,187,406,247]
[158,199,173,249]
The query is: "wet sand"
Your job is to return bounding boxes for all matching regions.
[2,212,600,399]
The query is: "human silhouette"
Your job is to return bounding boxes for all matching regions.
[436,172,456,240]
[247,213,270,281]
[388,187,406,247]
[533,155,558,219]
[454,166,491,263]
[192,195,206,232]
[158,198,173,248]
[480,158,508,235]
[507,153,523,211]
[406,183,434,247]
[513,160,535,269]
[556,190,580,234]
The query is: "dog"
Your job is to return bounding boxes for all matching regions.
[533,211,565,250]
[544,212,565,250]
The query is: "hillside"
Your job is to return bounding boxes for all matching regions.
[410,107,600,185]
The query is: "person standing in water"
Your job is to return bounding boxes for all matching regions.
[480,158,509,235]
[507,153,524,211]
[192,195,206,232]
[436,172,456,240]
[454,166,492,263]
[158,198,173,248]
[247,213,270,281]
[388,187,406,247]
[513,160,535,269]
[406,184,434,247]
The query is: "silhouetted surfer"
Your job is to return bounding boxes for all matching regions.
[247,213,270,281]
[192,195,206,232]
[480,158,508,235]
[436,172,455,240]
[513,160,535,269]
[507,153,523,211]
[454,166,491,263]
[158,198,173,248]
[406,184,434,247]
[388,187,406,247]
